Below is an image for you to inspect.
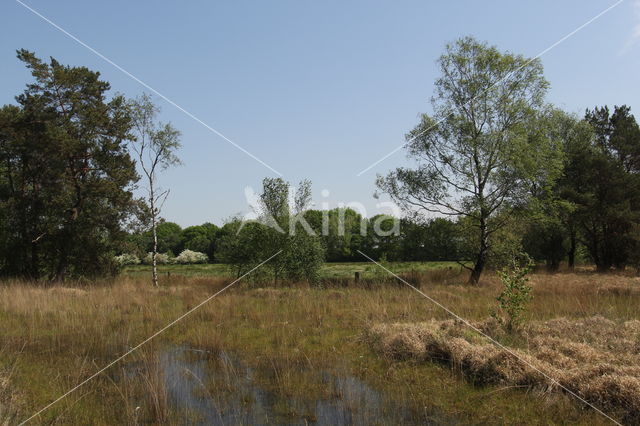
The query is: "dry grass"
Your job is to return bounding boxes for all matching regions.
[369,314,640,423]
[0,366,20,425]
[0,269,639,424]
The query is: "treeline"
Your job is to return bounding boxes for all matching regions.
[3,39,640,284]
[377,37,640,283]
[522,105,640,272]
[122,213,461,264]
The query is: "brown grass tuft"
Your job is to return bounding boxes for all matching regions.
[368,316,640,422]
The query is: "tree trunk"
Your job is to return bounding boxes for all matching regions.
[468,221,488,285]
[567,229,576,270]
[53,233,70,283]
[30,240,40,280]
[468,249,486,284]
[52,220,76,283]
[150,184,159,287]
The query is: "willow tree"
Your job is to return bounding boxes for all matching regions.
[377,37,561,284]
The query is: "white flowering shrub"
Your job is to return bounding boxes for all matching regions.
[175,249,209,264]
[143,252,173,265]
[114,253,141,266]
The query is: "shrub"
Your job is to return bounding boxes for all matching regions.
[492,254,534,332]
[175,249,209,264]
[143,252,173,265]
[114,253,141,266]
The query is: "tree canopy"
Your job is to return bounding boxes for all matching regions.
[377,37,562,283]
[0,50,139,280]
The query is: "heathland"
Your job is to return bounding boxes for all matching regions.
[1,263,638,425]
[3,35,640,426]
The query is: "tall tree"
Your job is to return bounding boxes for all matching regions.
[182,223,219,259]
[129,94,181,286]
[377,37,560,284]
[559,106,640,271]
[522,110,591,271]
[0,50,138,280]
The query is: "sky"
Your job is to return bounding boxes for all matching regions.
[1,0,639,227]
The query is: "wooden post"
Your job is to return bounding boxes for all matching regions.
[354,271,360,284]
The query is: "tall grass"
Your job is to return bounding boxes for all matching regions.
[0,268,637,424]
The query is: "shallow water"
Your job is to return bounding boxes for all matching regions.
[158,345,444,425]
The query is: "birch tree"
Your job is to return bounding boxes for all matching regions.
[129,94,181,286]
[377,37,560,284]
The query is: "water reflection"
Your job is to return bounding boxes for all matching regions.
[159,346,441,425]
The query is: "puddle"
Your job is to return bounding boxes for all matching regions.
[156,346,445,425]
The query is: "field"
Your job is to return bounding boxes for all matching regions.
[1,263,639,424]
[122,261,462,280]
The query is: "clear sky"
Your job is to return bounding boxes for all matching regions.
[1,0,639,227]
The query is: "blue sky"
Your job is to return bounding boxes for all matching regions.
[1,0,639,227]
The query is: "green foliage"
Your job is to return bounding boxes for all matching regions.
[155,222,183,255]
[522,216,567,271]
[182,223,218,259]
[492,255,534,332]
[216,220,266,275]
[363,215,401,260]
[557,105,640,271]
[217,178,325,284]
[305,208,367,262]
[0,50,139,280]
[279,232,325,283]
[128,94,182,285]
[129,212,461,266]
[485,215,526,270]
[377,37,559,284]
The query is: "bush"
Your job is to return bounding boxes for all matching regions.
[492,254,534,332]
[114,253,141,266]
[143,252,173,265]
[175,249,209,264]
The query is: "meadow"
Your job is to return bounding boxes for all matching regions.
[122,261,462,280]
[0,263,638,425]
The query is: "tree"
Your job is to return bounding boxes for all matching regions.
[0,50,139,280]
[364,214,402,261]
[182,223,218,260]
[216,219,268,277]
[558,106,640,271]
[257,177,324,284]
[303,208,368,262]
[154,221,183,255]
[129,94,182,286]
[377,37,559,284]
[217,178,324,284]
[522,110,590,271]
[425,218,461,261]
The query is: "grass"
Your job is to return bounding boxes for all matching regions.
[122,260,463,280]
[369,316,640,423]
[0,264,638,424]
[123,263,233,278]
